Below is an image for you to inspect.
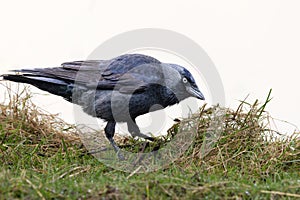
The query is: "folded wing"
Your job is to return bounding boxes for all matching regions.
[2,54,165,98]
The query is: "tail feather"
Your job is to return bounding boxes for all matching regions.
[2,74,74,101]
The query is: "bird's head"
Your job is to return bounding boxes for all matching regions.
[162,63,205,101]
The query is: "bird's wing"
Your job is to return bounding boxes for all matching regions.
[98,54,163,93]
[101,54,161,77]
[60,60,111,86]
[13,54,165,93]
[81,54,164,93]
[111,66,165,93]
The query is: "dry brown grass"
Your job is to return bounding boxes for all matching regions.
[170,92,300,177]
[1,84,299,172]
[0,84,80,155]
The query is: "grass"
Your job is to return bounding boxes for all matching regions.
[0,85,299,199]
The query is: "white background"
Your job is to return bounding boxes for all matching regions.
[0,0,299,134]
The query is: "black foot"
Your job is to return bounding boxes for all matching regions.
[116,150,125,161]
[132,132,155,141]
[127,120,155,141]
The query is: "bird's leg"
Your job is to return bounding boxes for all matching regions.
[104,121,124,160]
[127,120,154,141]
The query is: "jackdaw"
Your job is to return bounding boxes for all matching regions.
[1,54,205,158]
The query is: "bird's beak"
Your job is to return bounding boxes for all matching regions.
[187,86,205,100]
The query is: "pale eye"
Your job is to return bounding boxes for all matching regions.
[182,77,188,83]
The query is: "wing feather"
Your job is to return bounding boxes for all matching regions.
[11,54,164,93]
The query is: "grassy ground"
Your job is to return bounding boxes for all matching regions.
[0,87,299,199]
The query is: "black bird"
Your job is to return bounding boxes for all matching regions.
[1,54,205,158]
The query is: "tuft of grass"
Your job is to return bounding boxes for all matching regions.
[175,89,300,177]
[0,85,299,199]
